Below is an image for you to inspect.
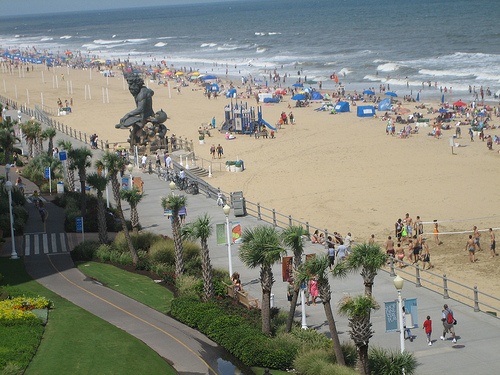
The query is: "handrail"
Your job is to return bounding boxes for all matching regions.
[386,257,499,317]
[3,94,498,319]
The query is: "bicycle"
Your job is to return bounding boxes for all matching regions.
[185,180,199,195]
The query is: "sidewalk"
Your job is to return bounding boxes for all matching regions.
[4,108,500,374]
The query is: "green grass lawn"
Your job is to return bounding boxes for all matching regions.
[76,261,174,313]
[0,258,175,375]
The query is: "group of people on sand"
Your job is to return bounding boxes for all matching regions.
[465,226,497,263]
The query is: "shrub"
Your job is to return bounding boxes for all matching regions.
[368,347,418,375]
[183,241,201,261]
[95,244,113,262]
[176,275,202,298]
[71,240,100,261]
[170,296,297,369]
[294,348,357,375]
[148,239,175,265]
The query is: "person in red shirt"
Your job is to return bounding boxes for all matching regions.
[423,315,433,346]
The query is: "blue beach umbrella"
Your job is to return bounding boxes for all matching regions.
[292,83,304,88]
[363,89,375,95]
[385,91,398,97]
[291,94,306,100]
[438,108,448,113]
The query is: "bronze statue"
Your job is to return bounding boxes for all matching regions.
[116,74,168,148]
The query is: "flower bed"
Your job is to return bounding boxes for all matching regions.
[0,296,52,324]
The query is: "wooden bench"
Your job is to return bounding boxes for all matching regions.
[224,283,259,309]
[254,130,268,139]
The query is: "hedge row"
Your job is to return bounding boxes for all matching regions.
[170,296,298,369]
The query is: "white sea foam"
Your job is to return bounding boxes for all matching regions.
[201,43,217,48]
[40,37,53,42]
[154,42,167,47]
[377,63,400,72]
[60,35,72,39]
[256,47,267,53]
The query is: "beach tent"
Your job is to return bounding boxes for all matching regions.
[385,91,398,97]
[453,100,467,107]
[334,101,350,112]
[377,98,392,111]
[357,106,376,117]
[291,94,306,101]
[226,88,237,98]
[363,89,375,95]
[311,91,323,100]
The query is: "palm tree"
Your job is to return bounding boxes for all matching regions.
[161,194,187,277]
[281,225,308,332]
[120,187,143,233]
[68,147,93,216]
[57,140,75,192]
[239,225,286,335]
[296,254,346,365]
[41,127,57,156]
[97,152,138,266]
[21,119,42,158]
[0,121,19,164]
[338,294,380,375]
[86,171,109,244]
[345,243,387,297]
[182,213,214,301]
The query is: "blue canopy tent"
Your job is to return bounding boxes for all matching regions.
[363,89,375,95]
[377,98,392,111]
[334,101,350,112]
[291,94,306,101]
[311,91,323,100]
[357,106,376,117]
[226,88,237,98]
[206,83,219,92]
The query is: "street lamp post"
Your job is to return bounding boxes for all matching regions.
[127,164,134,190]
[223,204,233,277]
[394,275,405,354]
[169,180,176,194]
[301,284,308,329]
[5,163,11,182]
[5,181,18,259]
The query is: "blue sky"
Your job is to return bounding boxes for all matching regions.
[3,0,237,16]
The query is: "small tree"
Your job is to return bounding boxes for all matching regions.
[97,152,138,266]
[281,225,308,332]
[161,194,187,277]
[296,254,347,365]
[86,171,109,244]
[57,140,75,192]
[239,225,286,335]
[120,187,143,234]
[345,243,387,297]
[182,213,214,301]
[68,147,92,216]
[338,295,380,375]
[41,127,57,156]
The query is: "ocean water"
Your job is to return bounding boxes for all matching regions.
[1,0,499,101]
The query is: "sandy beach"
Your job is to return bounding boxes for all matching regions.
[1,62,500,301]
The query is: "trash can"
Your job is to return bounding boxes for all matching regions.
[57,181,64,194]
[231,191,246,217]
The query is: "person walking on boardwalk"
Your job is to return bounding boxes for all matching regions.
[423,315,433,345]
[440,304,457,343]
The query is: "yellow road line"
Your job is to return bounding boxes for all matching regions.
[47,255,218,375]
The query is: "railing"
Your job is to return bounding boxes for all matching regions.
[386,257,499,317]
[3,94,498,319]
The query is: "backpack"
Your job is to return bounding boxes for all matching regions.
[446,310,454,324]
